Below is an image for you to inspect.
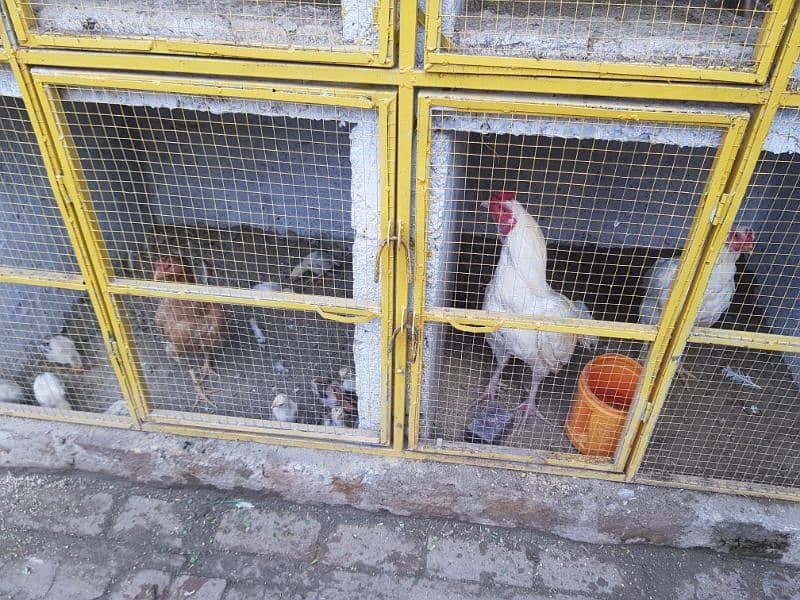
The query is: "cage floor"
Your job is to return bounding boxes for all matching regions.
[9,295,126,414]
[422,329,644,454]
[642,344,800,488]
[33,0,349,50]
[124,297,356,427]
[452,0,762,68]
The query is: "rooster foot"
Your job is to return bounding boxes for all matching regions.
[515,400,553,425]
[188,368,216,408]
[200,355,219,379]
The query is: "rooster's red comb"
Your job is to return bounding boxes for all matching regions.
[490,191,516,203]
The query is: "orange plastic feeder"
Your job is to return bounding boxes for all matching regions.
[566,353,643,458]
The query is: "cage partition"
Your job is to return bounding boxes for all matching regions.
[0,66,132,425]
[30,70,397,445]
[635,106,800,496]
[409,92,748,469]
[6,0,394,66]
[423,0,794,84]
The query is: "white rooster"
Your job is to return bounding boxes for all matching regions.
[639,226,755,328]
[480,191,597,423]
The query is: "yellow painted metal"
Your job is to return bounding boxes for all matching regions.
[12,49,769,105]
[624,7,800,484]
[4,0,395,67]
[634,474,800,503]
[0,268,85,290]
[27,67,397,446]
[423,0,794,85]
[407,91,749,473]
[780,92,800,107]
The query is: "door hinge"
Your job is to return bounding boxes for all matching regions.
[710,193,732,226]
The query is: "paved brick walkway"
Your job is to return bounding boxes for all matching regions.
[0,469,797,599]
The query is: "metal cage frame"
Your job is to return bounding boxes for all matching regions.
[422,0,794,85]
[26,68,398,447]
[407,90,749,473]
[0,0,796,500]
[4,0,395,67]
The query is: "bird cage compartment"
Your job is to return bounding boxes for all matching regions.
[0,283,130,421]
[0,67,131,424]
[422,0,793,84]
[636,107,800,497]
[7,0,393,66]
[409,92,748,468]
[31,70,396,445]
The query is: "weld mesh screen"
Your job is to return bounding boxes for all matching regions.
[425,111,722,327]
[53,87,373,302]
[0,90,80,274]
[0,283,128,416]
[24,0,379,52]
[639,345,800,488]
[420,322,648,456]
[638,109,800,489]
[439,0,769,71]
[418,107,728,457]
[119,295,366,431]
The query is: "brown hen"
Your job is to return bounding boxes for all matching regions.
[153,255,227,407]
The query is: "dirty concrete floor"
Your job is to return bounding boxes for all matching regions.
[0,469,797,600]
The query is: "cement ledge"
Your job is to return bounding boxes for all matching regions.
[1,417,798,566]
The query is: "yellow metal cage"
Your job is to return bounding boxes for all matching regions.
[422,0,794,84]
[407,91,749,473]
[5,0,395,67]
[26,68,398,447]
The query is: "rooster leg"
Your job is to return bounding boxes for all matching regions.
[188,368,215,408]
[516,379,552,424]
[480,356,509,403]
[200,353,218,379]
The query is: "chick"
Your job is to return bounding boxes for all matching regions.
[312,376,358,428]
[325,405,346,427]
[41,335,84,372]
[105,400,129,416]
[338,366,356,394]
[33,373,71,410]
[271,394,298,423]
[0,379,23,403]
[290,250,341,280]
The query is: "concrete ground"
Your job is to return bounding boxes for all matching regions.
[0,469,798,600]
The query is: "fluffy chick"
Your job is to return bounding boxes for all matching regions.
[271,394,298,423]
[0,379,23,403]
[41,335,84,372]
[325,406,346,427]
[312,376,358,427]
[33,372,71,410]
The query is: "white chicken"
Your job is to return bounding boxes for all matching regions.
[0,379,23,403]
[639,227,755,327]
[41,335,84,372]
[271,394,298,423]
[33,372,71,410]
[480,191,597,423]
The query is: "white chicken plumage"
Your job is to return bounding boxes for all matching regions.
[33,372,71,410]
[480,192,596,422]
[639,227,755,327]
[0,379,23,403]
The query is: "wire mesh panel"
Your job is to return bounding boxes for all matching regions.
[9,0,392,65]
[117,296,374,435]
[34,72,394,444]
[0,282,129,419]
[637,107,800,493]
[411,94,747,467]
[0,66,79,275]
[424,0,791,82]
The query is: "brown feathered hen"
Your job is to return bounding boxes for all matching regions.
[153,255,227,407]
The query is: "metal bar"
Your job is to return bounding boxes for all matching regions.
[624,9,800,482]
[687,328,800,354]
[13,49,769,105]
[634,473,800,503]
[0,406,135,428]
[0,267,85,290]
